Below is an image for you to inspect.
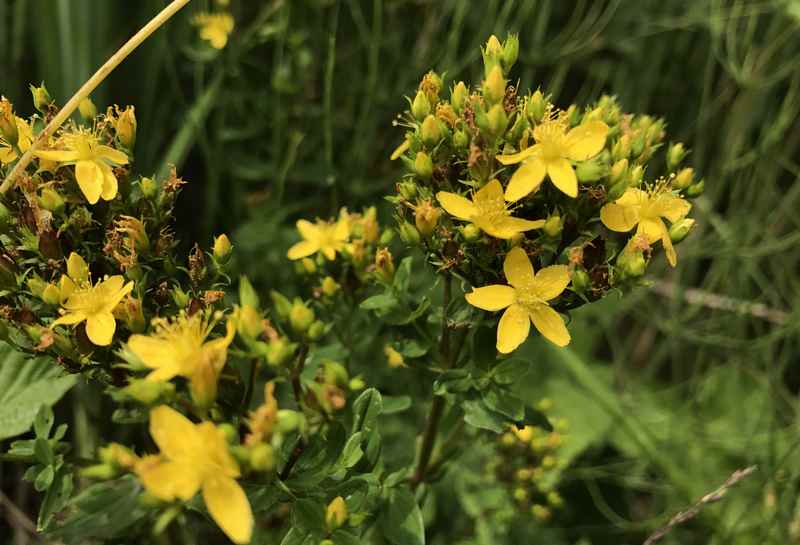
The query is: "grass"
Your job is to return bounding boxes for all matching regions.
[2,0,800,543]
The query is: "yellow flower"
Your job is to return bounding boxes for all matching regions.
[135,405,253,544]
[496,117,608,201]
[34,130,128,205]
[600,186,691,267]
[465,247,571,353]
[193,12,235,49]
[127,313,236,408]
[52,253,134,346]
[0,116,33,164]
[436,179,545,239]
[287,217,350,261]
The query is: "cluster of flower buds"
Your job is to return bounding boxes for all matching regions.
[389,35,702,352]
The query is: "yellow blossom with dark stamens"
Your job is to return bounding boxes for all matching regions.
[193,12,235,49]
[34,130,128,204]
[496,115,608,201]
[465,247,571,352]
[287,216,350,261]
[436,179,545,239]
[127,313,235,408]
[134,406,253,544]
[600,185,691,267]
[51,253,134,346]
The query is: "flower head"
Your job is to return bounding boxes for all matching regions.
[287,216,350,261]
[600,185,691,266]
[134,405,253,544]
[127,312,235,408]
[193,12,235,49]
[465,247,571,353]
[436,179,545,239]
[34,130,129,204]
[0,116,33,164]
[52,253,134,346]
[496,116,608,201]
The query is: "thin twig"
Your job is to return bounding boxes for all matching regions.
[0,489,37,536]
[279,344,309,482]
[643,465,758,545]
[652,282,789,325]
[0,0,192,194]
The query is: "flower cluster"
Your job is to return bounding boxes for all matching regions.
[389,34,701,353]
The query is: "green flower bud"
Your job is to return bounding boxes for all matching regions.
[349,377,366,390]
[628,164,644,186]
[308,320,326,340]
[513,487,528,502]
[289,299,315,334]
[414,200,441,237]
[42,283,61,305]
[414,151,433,179]
[571,268,590,292]
[631,132,646,157]
[546,491,564,508]
[0,98,18,146]
[399,221,421,245]
[172,287,190,309]
[140,177,158,199]
[0,201,10,231]
[398,180,418,200]
[411,90,431,121]
[213,234,232,263]
[667,142,687,171]
[120,379,175,405]
[610,158,628,185]
[38,188,65,213]
[482,35,503,75]
[276,409,306,435]
[669,218,696,243]
[531,504,552,521]
[673,167,694,190]
[612,134,631,161]
[526,90,546,123]
[453,128,469,150]
[249,443,275,471]
[575,159,606,183]
[27,275,47,298]
[501,34,519,72]
[78,97,97,119]
[606,179,629,201]
[420,115,443,147]
[451,81,468,113]
[325,497,348,532]
[486,103,508,137]
[686,179,704,197]
[30,83,52,113]
[507,113,529,142]
[374,248,395,283]
[483,65,506,106]
[270,290,293,321]
[461,223,481,241]
[114,106,137,149]
[266,337,295,367]
[543,214,563,238]
[617,249,646,278]
[218,423,239,444]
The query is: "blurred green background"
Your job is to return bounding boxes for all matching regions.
[2,0,800,544]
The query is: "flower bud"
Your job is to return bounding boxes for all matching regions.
[78,97,97,119]
[384,345,405,368]
[609,158,628,185]
[486,103,508,137]
[667,142,686,170]
[628,164,644,187]
[213,234,232,263]
[571,268,591,292]
[686,179,704,197]
[172,287,190,309]
[414,151,433,179]
[507,113,529,142]
[411,90,431,121]
[575,159,606,183]
[140,177,158,199]
[66,252,89,284]
[482,35,503,75]
[121,379,175,405]
[501,34,519,72]
[399,221,421,245]
[483,65,506,106]
[276,409,306,435]
[617,249,646,278]
[673,167,694,190]
[27,275,47,298]
[325,497,348,531]
[38,188,65,213]
[115,106,137,149]
[0,97,18,146]
[30,84,52,113]
[270,290,293,321]
[308,320,326,340]
[612,134,631,161]
[606,179,628,201]
[266,336,294,367]
[249,443,275,471]
[452,128,469,150]
[543,213,563,238]
[398,180,418,200]
[0,201,10,231]
[374,248,395,283]
[237,304,264,339]
[321,276,340,297]
[461,223,481,241]
[669,218,695,243]
[42,283,61,305]
[420,115,442,147]
[526,90,546,123]
[301,257,317,274]
[547,491,564,508]
[414,200,441,237]
[451,81,468,113]
[631,132,646,157]
[289,299,315,334]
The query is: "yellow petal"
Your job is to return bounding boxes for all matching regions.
[496,304,530,354]
[565,121,608,161]
[390,139,410,160]
[546,158,578,198]
[495,145,540,165]
[474,179,504,203]
[149,405,201,461]
[296,220,319,241]
[75,160,103,204]
[483,216,545,239]
[66,252,89,283]
[85,312,116,346]
[287,241,318,260]
[196,422,240,477]
[436,191,476,220]
[652,194,691,223]
[51,311,87,327]
[616,188,647,208]
[58,276,76,302]
[662,228,678,267]
[99,162,118,201]
[202,476,253,545]
[33,149,79,163]
[322,246,336,260]
[136,458,201,502]
[531,265,570,301]
[129,336,180,372]
[503,246,535,289]
[465,285,516,311]
[637,217,666,244]
[600,203,639,233]
[529,304,570,347]
[334,218,350,241]
[96,145,129,165]
[504,157,546,202]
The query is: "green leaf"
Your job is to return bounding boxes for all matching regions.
[482,388,525,421]
[291,498,325,536]
[379,488,425,545]
[461,399,506,433]
[279,528,315,545]
[34,465,54,492]
[392,257,413,292]
[433,369,473,395]
[336,432,364,469]
[491,358,531,385]
[38,470,73,531]
[382,395,412,414]
[34,437,54,466]
[352,388,382,434]
[332,529,362,545]
[34,405,54,438]
[360,293,399,311]
[0,342,77,441]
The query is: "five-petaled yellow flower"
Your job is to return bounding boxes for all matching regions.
[466,246,571,353]
[135,405,253,544]
[193,12,235,49]
[496,117,608,201]
[436,179,545,239]
[52,253,134,346]
[0,116,33,164]
[287,216,350,261]
[600,186,691,267]
[34,130,129,205]
[127,313,235,408]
